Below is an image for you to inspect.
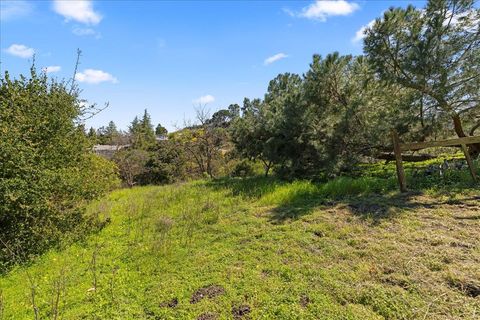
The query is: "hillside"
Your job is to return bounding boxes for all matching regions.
[1,176,479,319]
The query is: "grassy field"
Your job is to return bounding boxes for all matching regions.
[1,163,479,319]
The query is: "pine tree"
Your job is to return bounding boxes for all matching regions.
[129,110,156,149]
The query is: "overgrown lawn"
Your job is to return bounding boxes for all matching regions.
[1,171,479,319]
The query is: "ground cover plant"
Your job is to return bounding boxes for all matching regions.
[1,160,479,319]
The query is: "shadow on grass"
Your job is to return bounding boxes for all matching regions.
[265,189,417,225]
[205,176,286,199]
[206,175,480,224]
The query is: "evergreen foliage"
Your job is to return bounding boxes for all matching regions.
[0,68,119,270]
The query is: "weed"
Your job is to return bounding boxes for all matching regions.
[109,265,119,304]
[90,243,100,292]
[0,289,3,320]
[153,216,174,252]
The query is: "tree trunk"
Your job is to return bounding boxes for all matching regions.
[264,163,271,177]
[261,159,272,177]
[452,114,480,158]
[452,114,466,137]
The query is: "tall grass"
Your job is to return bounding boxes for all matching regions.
[256,176,397,207]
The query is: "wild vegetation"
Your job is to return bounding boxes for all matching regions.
[0,0,479,318]
[0,169,479,319]
[0,67,119,270]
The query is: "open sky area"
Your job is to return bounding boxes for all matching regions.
[1,0,427,131]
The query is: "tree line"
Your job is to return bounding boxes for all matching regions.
[230,0,479,178]
[98,0,479,182]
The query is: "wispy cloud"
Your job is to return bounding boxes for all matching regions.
[287,1,360,22]
[42,66,61,74]
[0,1,33,21]
[75,69,118,84]
[53,0,102,25]
[193,95,215,105]
[72,27,101,38]
[4,44,35,58]
[264,53,288,65]
[352,19,375,43]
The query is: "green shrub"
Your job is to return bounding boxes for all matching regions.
[230,159,255,177]
[113,148,150,187]
[140,140,187,185]
[0,68,119,272]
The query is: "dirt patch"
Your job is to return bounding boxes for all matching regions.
[448,278,480,297]
[232,304,251,319]
[261,269,272,278]
[449,241,475,249]
[197,312,218,320]
[381,275,412,290]
[143,308,156,317]
[190,285,225,304]
[312,230,325,237]
[159,297,178,308]
[299,294,310,308]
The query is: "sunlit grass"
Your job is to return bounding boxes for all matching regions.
[1,168,479,319]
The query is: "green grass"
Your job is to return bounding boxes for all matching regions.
[1,170,479,319]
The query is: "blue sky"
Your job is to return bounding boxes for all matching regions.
[1,0,426,131]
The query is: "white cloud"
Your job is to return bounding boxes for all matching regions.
[352,19,375,43]
[53,0,102,25]
[295,1,360,21]
[0,1,32,21]
[264,53,288,65]
[75,69,118,84]
[193,95,215,105]
[5,44,35,58]
[42,66,61,73]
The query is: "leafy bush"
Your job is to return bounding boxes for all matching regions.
[140,140,187,185]
[0,68,119,271]
[112,139,187,187]
[113,148,150,187]
[230,159,255,178]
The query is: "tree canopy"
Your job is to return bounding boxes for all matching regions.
[364,0,480,154]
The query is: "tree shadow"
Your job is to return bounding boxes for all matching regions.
[205,176,480,225]
[269,191,480,224]
[266,190,415,224]
[205,176,287,199]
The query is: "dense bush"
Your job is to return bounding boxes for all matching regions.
[140,140,187,185]
[230,159,255,178]
[113,148,150,187]
[0,68,119,271]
